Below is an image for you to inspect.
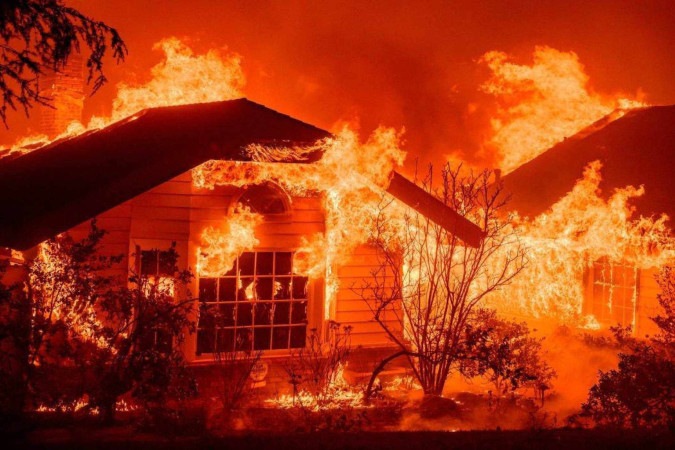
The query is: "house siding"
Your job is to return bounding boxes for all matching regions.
[66,170,393,361]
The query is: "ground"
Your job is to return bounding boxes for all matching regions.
[5,427,674,450]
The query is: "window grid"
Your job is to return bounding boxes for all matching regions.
[591,258,637,327]
[196,251,308,355]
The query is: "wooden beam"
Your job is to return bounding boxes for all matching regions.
[386,171,485,248]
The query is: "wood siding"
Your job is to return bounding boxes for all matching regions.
[67,169,394,360]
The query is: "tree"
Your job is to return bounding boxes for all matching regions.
[462,309,555,402]
[581,266,675,430]
[0,222,196,423]
[0,0,127,126]
[359,164,526,397]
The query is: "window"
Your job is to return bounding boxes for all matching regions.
[196,251,309,355]
[137,247,177,353]
[237,183,290,215]
[589,258,638,327]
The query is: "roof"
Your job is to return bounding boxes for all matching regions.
[501,105,675,222]
[0,98,484,250]
[0,99,329,249]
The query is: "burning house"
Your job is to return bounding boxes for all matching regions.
[0,99,483,369]
[499,105,675,336]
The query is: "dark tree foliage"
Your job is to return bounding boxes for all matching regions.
[0,222,195,424]
[0,0,127,126]
[462,309,556,401]
[581,266,675,430]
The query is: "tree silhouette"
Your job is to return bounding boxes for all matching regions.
[0,0,127,126]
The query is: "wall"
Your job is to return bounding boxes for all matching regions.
[66,169,395,362]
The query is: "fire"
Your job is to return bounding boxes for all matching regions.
[110,37,244,123]
[193,126,407,318]
[4,37,244,157]
[265,363,368,411]
[481,46,646,174]
[33,240,110,349]
[491,161,673,323]
[197,207,262,277]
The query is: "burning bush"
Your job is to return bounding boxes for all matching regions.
[580,266,675,430]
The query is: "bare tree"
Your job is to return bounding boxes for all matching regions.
[0,0,127,126]
[359,164,526,397]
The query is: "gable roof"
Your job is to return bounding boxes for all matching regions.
[0,98,484,250]
[501,105,675,222]
[0,99,329,249]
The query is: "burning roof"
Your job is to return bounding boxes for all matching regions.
[0,98,483,250]
[502,105,675,222]
[0,99,328,249]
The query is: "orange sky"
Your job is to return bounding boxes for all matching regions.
[2,0,674,168]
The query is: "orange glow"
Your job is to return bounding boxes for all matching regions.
[481,46,646,174]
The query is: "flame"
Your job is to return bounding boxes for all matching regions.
[4,37,244,157]
[481,46,646,173]
[197,207,262,277]
[193,126,407,318]
[491,161,673,323]
[265,363,368,411]
[110,37,244,122]
[33,240,110,349]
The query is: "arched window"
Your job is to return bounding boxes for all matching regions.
[236,182,290,216]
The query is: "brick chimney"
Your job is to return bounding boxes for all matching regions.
[38,53,84,138]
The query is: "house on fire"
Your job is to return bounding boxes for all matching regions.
[0,99,483,364]
[502,105,675,336]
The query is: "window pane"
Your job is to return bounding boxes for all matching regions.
[239,277,255,301]
[293,277,308,299]
[254,327,271,350]
[291,301,307,324]
[197,329,215,355]
[158,251,176,275]
[256,278,274,300]
[235,329,252,351]
[255,302,273,325]
[199,278,217,302]
[273,301,290,324]
[237,303,253,326]
[218,303,235,327]
[290,326,306,348]
[272,327,290,349]
[198,303,217,329]
[257,252,274,275]
[239,252,255,276]
[141,250,158,276]
[275,252,292,275]
[219,277,237,301]
[216,329,235,353]
[275,277,291,299]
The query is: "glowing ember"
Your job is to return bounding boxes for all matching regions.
[481,46,646,174]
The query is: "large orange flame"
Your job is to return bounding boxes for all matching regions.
[490,162,673,324]
[5,37,245,155]
[481,46,646,174]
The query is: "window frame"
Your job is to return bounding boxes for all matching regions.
[194,249,320,358]
[585,257,640,329]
